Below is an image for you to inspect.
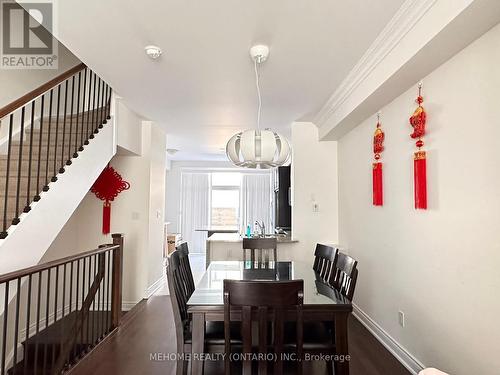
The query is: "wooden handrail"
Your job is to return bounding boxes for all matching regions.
[0,242,118,284]
[0,62,86,119]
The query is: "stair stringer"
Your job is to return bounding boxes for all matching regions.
[0,117,116,275]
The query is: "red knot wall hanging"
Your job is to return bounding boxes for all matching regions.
[409,83,427,209]
[372,112,384,206]
[91,165,130,234]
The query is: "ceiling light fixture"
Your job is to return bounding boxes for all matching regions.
[225,44,291,169]
[145,45,162,59]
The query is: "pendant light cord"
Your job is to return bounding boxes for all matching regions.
[254,58,262,130]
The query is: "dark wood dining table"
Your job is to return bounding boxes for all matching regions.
[187,260,353,375]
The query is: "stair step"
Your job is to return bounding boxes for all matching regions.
[7,146,83,159]
[25,126,96,136]
[19,132,94,144]
[0,162,61,177]
[0,151,70,164]
[33,109,108,128]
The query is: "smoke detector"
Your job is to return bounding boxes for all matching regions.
[167,148,179,155]
[249,44,269,63]
[145,45,162,59]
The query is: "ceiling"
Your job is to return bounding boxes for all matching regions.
[54,0,405,161]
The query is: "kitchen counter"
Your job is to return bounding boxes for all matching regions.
[205,233,298,268]
[208,232,298,243]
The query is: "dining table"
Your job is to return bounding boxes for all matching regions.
[187,260,353,375]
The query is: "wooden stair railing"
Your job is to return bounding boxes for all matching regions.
[0,63,113,238]
[0,233,124,375]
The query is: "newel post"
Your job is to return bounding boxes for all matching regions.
[111,233,124,329]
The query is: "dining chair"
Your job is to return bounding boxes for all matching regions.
[312,244,338,282]
[175,241,196,296]
[167,251,241,375]
[289,250,358,374]
[242,237,278,264]
[328,252,358,300]
[223,279,304,375]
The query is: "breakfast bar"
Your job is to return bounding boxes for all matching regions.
[205,233,298,268]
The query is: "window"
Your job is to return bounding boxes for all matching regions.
[210,173,241,228]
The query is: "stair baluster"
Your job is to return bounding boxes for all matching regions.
[24,101,36,213]
[99,79,105,128]
[85,70,92,144]
[96,79,102,133]
[59,81,68,174]
[91,73,97,137]
[1,114,14,238]
[43,89,54,191]
[1,282,9,375]
[74,72,81,158]
[52,85,61,183]
[34,94,45,202]
[67,76,75,165]
[80,69,87,151]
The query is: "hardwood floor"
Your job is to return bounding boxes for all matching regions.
[70,295,410,375]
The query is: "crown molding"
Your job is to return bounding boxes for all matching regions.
[314,0,438,128]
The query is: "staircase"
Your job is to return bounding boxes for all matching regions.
[0,64,111,238]
[0,63,116,277]
[0,109,107,225]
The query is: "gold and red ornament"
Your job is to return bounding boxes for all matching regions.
[409,82,427,209]
[91,165,130,234]
[372,112,384,206]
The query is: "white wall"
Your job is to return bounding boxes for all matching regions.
[0,43,80,108]
[290,122,338,262]
[44,121,167,306]
[145,123,167,288]
[337,23,500,375]
[115,98,142,155]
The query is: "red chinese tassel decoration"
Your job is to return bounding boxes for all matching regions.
[409,83,427,209]
[91,165,130,234]
[372,112,384,206]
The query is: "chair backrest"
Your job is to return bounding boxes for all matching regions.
[312,244,338,281]
[242,237,278,264]
[223,280,303,375]
[166,251,190,347]
[329,252,358,300]
[176,241,196,296]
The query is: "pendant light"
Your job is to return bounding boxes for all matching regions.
[226,45,291,169]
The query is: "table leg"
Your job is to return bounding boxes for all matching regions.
[191,312,205,375]
[334,312,350,375]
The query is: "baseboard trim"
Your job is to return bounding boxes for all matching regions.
[353,303,425,375]
[143,276,166,299]
[122,301,139,311]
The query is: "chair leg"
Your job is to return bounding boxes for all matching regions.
[178,345,188,375]
[326,361,337,375]
[176,356,187,375]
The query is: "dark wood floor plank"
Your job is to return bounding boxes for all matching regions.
[70,295,411,375]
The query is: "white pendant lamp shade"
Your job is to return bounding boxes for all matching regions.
[226,44,291,169]
[226,129,291,169]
